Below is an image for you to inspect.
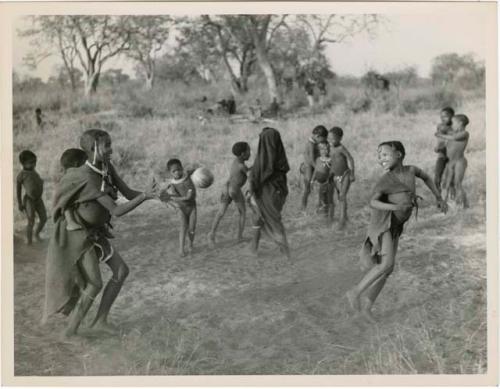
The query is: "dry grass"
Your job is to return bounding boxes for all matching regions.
[12,80,487,376]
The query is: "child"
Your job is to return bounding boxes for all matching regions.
[346,141,447,322]
[43,129,158,341]
[208,142,251,247]
[328,127,355,228]
[435,114,470,208]
[59,148,88,231]
[300,125,328,211]
[160,159,197,257]
[35,107,45,131]
[16,150,47,245]
[310,141,333,218]
[434,107,455,193]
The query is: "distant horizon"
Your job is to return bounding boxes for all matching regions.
[13,12,487,81]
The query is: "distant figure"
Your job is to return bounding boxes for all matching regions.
[328,127,355,229]
[436,114,470,208]
[208,142,251,247]
[434,107,455,195]
[35,107,46,131]
[316,77,327,106]
[160,159,197,257]
[247,127,291,259]
[16,150,47,245]
[347,141,447,322]
[304,78,315,107]
[262,98,280,118]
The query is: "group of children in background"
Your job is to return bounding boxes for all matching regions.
[16,106,471,330]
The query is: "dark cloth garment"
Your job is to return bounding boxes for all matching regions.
[43,164,114,322]
[17,170,44,199]
[363,171,418,257]
[249,128,290,248]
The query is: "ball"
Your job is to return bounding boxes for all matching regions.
[191,167,214,189]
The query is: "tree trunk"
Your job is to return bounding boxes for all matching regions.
[84,72,99,96]
[145,73,154,90]
[254,43,279,101]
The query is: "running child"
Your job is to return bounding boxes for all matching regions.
[16,150,47,245]
[43,129,158,341]
[434,107,455,193]
[160,159,197,257]
[208,142,251,247]
[435,114,470,208]
[310,141,333,220]
[300,125,328,211]
[59,148,88,231]
[328,126,355,229]
[346,141,447,322]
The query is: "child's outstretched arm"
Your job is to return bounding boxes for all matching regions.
[97,178,157,217]
[413,167,448,213]
[435,130,469,141]
[16,175,24,212]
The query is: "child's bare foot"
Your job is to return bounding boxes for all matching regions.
[34,234,45,242]
[59,331,83,345]
[207,233,216,248]
[179,250,187,258]
[361,308,377,324]
[91,321,120,335]
[25,238,33,246]
[346,290,361,312]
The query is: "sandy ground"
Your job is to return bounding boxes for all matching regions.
[13,190,487,375]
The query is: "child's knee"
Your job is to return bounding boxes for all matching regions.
[87,279,103,295]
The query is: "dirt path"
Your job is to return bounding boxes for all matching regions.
[13,196,486,375]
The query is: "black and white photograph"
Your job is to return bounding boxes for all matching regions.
[1,1,497,385]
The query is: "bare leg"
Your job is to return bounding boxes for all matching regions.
[235,199,246,242]
[347,231,395,312]
[208,201,229,247]
[34,199,47,240]
[90,251,129,334]
[301,165,313,211]
[188,207,197,252]
[434,156,447,192]
[453,158,468,208]
[24,198,36,245]
[338,176,351,229]
[179,211,188,257]
[63,250,102,339]
[250,226,261,255]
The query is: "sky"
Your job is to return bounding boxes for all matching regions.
[13,11,489,81]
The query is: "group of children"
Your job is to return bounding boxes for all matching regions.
[15,106,471,339]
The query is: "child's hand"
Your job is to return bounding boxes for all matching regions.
[159,189,171,203]
[144,178,159,199]
[437,199,448,214]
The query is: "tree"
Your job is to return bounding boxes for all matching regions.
[20,16,81,92]
[127,16,173,89]
[431,53,485,89]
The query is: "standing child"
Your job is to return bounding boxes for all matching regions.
[310,141,333,220]
[435,114,470,208]
[300,125,328,211]
[16,150,47,245]
[434,107,455,194]
[346,141,447,322]
[208,142,251,247]
[328,127,355,229]
[160,159,197,257]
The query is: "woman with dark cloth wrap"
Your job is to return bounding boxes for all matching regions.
[247,127,291,259]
